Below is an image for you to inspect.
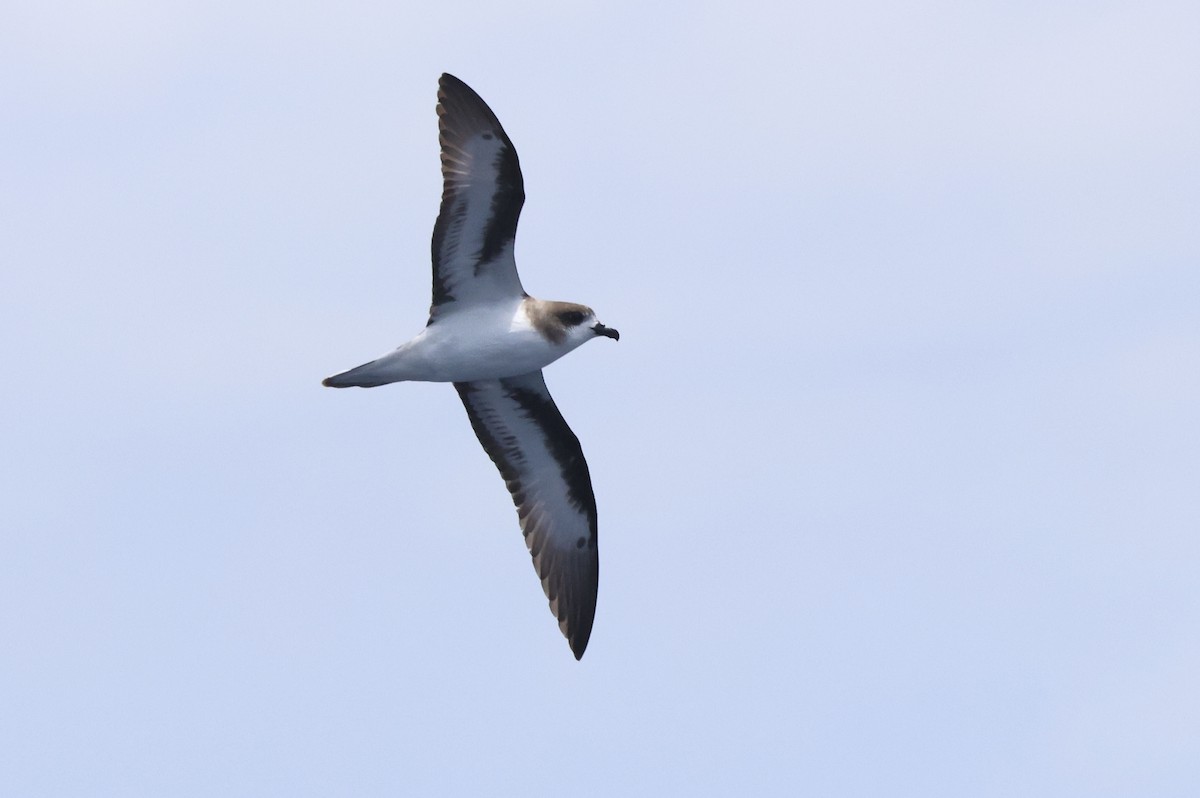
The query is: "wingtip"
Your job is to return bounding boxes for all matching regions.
[438,72,467,95]
[568,628,592,660]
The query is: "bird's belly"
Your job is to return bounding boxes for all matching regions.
[422,328,563,382]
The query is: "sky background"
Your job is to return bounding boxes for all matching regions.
[3,1,1199,795]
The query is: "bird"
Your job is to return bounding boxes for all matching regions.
[322,74,619,659]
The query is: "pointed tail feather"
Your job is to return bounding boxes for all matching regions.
[322,359,394,388]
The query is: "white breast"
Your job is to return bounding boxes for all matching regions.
[406,301,568,382]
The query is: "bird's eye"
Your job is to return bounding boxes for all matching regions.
[558,310,587,326]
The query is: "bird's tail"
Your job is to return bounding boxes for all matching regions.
[322,358,397,388]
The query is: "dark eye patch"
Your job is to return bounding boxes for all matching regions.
[557,310,587,326]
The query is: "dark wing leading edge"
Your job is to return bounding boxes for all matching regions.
[454,371,599,659]
[429,73,527,322]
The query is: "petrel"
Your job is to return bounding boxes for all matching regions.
[323,74,619,659]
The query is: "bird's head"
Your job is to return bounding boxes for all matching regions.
[549,303,620,347]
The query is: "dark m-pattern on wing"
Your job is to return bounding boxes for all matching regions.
[428,74,527,321]
[505,384,598,527]
[478,134,524,267]
[454,371,599,659]
[430,205,468,307]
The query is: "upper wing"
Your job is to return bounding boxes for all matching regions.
[429,73,527,321]
[454,371,600,659]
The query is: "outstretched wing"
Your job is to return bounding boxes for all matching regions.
[429,73,527,321]
[454,371,599,659]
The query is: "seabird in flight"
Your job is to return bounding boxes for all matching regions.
[323,74,619,659]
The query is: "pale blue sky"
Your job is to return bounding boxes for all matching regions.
[2,2,1198,795]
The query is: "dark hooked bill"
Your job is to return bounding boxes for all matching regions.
[593,323,620,341]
